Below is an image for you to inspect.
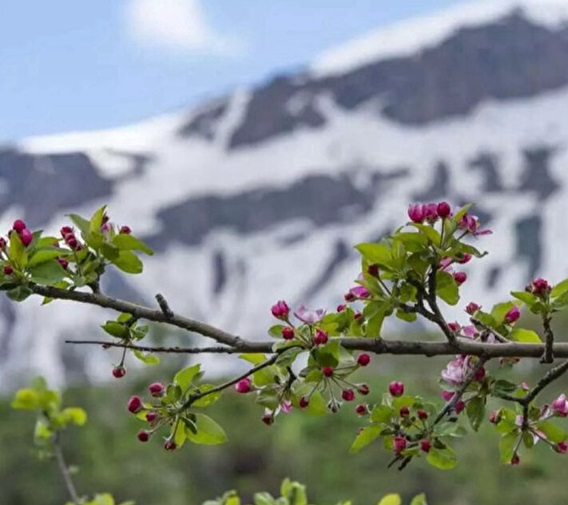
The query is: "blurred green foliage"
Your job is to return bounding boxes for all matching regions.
[2,352,568,505]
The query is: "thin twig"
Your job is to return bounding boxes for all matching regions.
[65,340,246,354]
[53,433,81,504]
[181,354,280,410]
[541,313,554,364]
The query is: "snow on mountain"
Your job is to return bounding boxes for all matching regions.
[2,1,568,389]
[312,0,568,77]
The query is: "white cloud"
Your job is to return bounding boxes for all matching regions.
[124,0,244,56]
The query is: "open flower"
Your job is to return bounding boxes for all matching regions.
[294,305,326,324]
[458,214,492,236]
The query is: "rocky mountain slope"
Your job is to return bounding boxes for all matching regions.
[3,0,568,389]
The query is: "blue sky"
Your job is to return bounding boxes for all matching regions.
[0,0,473,142]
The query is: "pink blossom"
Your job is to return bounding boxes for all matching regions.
[504,306,521,324]
[349,286,370,299]
[423,203,439,223]
[453,272,467,285]
[458,214,492,236]
[294,305,326,324]
[552,394,568,417]
[441,390,454,402]
[441,356,468,385]
[462,325,480,339]
[280,400,293,414]
[314,329,328,345]
[556,441,568,454]
[439,257,453,271]
[458,253,472,264]
[448,322,461,333]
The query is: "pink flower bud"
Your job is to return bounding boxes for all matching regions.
[146,411,158,423]
[399,406,410,417]
[271,300,290,319]
[448,322,461,332]
[261,411,274,425]
[465,302,481,315]
[367,264,379,277]
[336,304,346,312]
[342,389,355,402]
[353,311,363,320]
[0,238,6,250]
[389,381,404,397]
[504,306,521,324]
[344,292,356,302]
[489,411,500,424]
[408,204,425,223]
[349,286,370,299]
[357,384,370,395]
[458,253,472,264]
[441,390,454,402]
[60,226,73,236]
[112,366,126,378]
[393,436,407,453]
[235,378,252,394]
[119,225,132,234]
[281,327,295,340]
[322,367,334,378]
[417,409,428,420]
[299,396,309,408]
[453,272,467,285]
[531,278,551,297]
[420,439,432,453]
[555,441,568,454]
[3,265,13,276]
[148,382,165,397]
[511,454,520,465]
[355,403,368,415]
[437,201,451,219]
[473,366,486,382]
[137,430,150,442]
[19,229,33,247]
[127,396,143,414]
[357,354,371,366]
[12,220,26,233]
[454,400,466,414]
[314,329,328,345]
[164,440,177,451]
[57,258,69,269]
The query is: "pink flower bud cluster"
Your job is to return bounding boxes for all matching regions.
[407,201,452,224]
[60,226,82,251]
[11,219,33,247]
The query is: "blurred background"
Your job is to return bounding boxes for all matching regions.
[2,0,568,503]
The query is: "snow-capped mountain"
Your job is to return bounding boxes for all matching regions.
[3,0,568,389]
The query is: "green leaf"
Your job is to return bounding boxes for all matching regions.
[492,380,518,396]
[173,420,187,448]
[6,286,32,302]
[28,248,66,267]
[436,271,459,306]
[410,223,441,246]
[62,407,88,426]
[68,213,91,237]
[536,421,567,443]
[377,494,401,505]
[409,494,428,505]
[132,349,160,365]
[111,251,143,274]
[9,232,27,267]
[89,205,107,234]
[426,446,457,470]
[511,291,538,305]
[371,405,394,424]
[355,243,393,269]
[192,385,222,408]
[101,321,130,339]
[508,328,541,343]
[174,364,202,391]
[552,278,568,298]
[11,389,40,410]
[499,432,518,464]
[239,353,267,365]
[185,414,227,445]
[466,396,485,432]
[349,424,383,454]
[28,261,67,286]
[112,233,154,255]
